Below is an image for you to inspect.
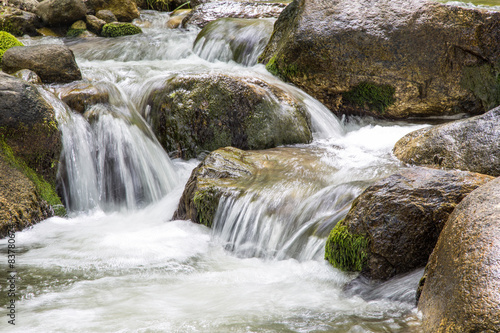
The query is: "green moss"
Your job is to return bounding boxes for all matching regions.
[325,220,369,272]
[101,23,142,38]
[0,31,23,63]
[461,63,500,111]
[67,29,86,37]
[0,137,65,216]
[193,187,221,227]
[265,54,299,80]
[343,82,395,113]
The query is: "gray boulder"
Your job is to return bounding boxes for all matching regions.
[35,0,87,26]
[418,176,500,332]
[2,44,82,83]
[393,106,500,176]
[95,9,117,23]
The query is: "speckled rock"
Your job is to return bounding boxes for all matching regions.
[95,9,117,23]
[87,0,140,22]
[393,106,500,176]
[35,0,87,26]
[7,0,40,13]
[0,6,42,36]
[85,14,106,34]
[142,73,312,159]
[324,167,493,280]
[418,176,500,332]
[259,0,500,119]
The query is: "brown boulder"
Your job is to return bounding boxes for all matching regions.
[34,0,87,26]
[0,7,42,36]
[87,0,140,22]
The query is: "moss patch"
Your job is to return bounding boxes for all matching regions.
[0,137,65,216]
[101,23,142,37]
[0,31,23,63]
[461,63,500,111]
[67,29,86,37]
[325,220,369,272]
[265,54,299,81]
[343,82,395,113]
[193,187,221,227]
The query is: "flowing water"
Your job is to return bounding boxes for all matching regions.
[0,10,443,332]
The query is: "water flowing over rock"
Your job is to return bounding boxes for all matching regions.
[393,106,500,176]
[53,81,110,113]
[324,167,493,280]
[259,0,500,119]
[0,6,42,36]
[35,0,87,26]
[87,0,140,22]
[0,72,61,184]
[182,1,287,28]
[2,44,82,83]
[418,176,500,332]
[143,73,312,159]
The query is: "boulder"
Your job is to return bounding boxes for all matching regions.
[418,176,500,332]
[2,44,82,83]
[87,0,140,22]
[53,81,110,113]
[143,73,312,159]
[101,22,142,37]
[86,14,106,34]
[0,72,61,186]
[95,9,117,23]
[259,0,500,119]
[0,31,23,64]
[182,1,287,28]
[0,152,53,238]
[393,106,500,176]
[0,7,42,36]
[324,167,493,280]
[7,0,40,13]
[35,0,87,26]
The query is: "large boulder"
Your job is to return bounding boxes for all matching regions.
[0,7,42,36]
[143,73,312,159]
[0,72,61,185]
[182,1,287,28]
[2,44,82,83]
[418,176,500,332]
[324,167,493,280]
[86,0,140,22]
[34,0,87,26]
[7,0,40,13]
[259,0,500,119]
[393,106,500,176]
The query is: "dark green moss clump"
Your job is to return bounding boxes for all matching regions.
[101,23,142,38]
[0,31,23,63]
[265,55,299,80]
[325,220,369,272]
[193,187,221,228]
[343,82,395,113]
[67,29,86,37]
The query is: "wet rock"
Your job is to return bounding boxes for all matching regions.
[12,69,42,84]
[0,72,61,185]
[259,0,500,119]
[0,6,42,36]
[393,106,500,176]
[2,44,82,83]
[101,22,142,37]
[86,14,106,34]
[167,9,191,29]
[418,176,500,332]
[0,152,53,238]
[7,0,40,13]
[182,1,287,28]
[95,9,117,23]
[143,73,312,159]
[35,0,87,26]
[0,31,23,64]
[87,0,140,22]
[324,167,493,280]
[67,20,87,37]
[53,81,110,113]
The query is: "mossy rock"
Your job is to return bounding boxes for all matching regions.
[0,31,23,64]
[101,22,142,37]
[343,82,395,114]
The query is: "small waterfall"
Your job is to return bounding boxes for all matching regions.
[193,18,275,66]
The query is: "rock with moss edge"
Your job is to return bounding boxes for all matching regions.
[0,6,42,37]
[0,31,23,65]
[324,167,493,280]
[87,0,140,22]
[101,22,142,37]
[259,0,500,119]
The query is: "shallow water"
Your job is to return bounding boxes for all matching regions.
[1,10,429,332]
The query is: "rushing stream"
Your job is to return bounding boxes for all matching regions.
[5,7,487,331]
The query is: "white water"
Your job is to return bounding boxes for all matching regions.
[1,10,429,332]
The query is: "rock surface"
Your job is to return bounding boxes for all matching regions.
[418,176,500,332]
[324,167,493,280]
[393,106,500,176]
[35,0,87,26]
[182,1,287,28]
[143,73,312,159]
[85,14,106,34]
[7,0,40,12]
[0,72,61,184]
[2,44,82,83]
[0,7,42,36]
[95,9,117,23]
[87,0,140,22]
[259,0,500,119]
[53,81,110,113]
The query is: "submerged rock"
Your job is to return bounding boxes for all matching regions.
[53,81,110,113]
[144,73,312,159]
[393,106,500,176]
[35,0,87,26]
[87,0,140,22]
[2,44,82,83]
[0,7,42,36]
[182,1,287,28]
[259,0,500,119]
[324,167,493,280]
[418,176,500,332]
